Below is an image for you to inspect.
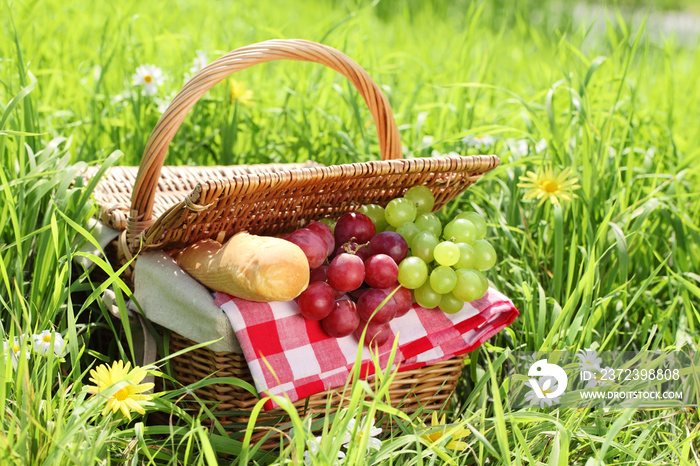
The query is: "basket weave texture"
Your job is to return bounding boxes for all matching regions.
[90,162,321,231]
[168,332,466,446]
[92,39,499,442]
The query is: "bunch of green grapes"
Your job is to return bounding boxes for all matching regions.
[361,186,497,314]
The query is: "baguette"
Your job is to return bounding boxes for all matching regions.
[176,232,309,302]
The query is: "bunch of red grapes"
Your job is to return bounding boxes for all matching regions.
[285,185,497,347]
[285,213,412,348]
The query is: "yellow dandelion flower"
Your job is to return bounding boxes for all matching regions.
[517,166,580,206]
[84,360,155,420]
[421,412,470,450]
[228,79,253,106]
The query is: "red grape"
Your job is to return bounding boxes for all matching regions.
[307,221,335,257]
[364,254,399,289]
[385,284,413,317]
[321,299,360,337]
[354,320,391,347]
[349,286,370,300]
[333,242,370,261]
[309,265,329,283]
[334,212,376,246]
[357,289,397,324]
[355,244,371,262]
[297,282,335,320]
[328,253,365,292]
[333,242,354,258]
[368,231,408,264]
[285,228,327,269]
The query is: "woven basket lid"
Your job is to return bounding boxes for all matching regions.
[91,39,499,262]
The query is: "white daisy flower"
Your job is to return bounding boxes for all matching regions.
[518,352,540,364]
[576,348,602,371]
[32,330,65,356]
[535,138,547,153]
[583,366,613,389]
[154,92,176,114]
[4,337,30,369]
[507,138,530,156]
[189,50,209,75]
[523,376,561,408]
[155,98,170,114]
[430,150,459,157]
[303,436,345,465]
[462,134,496,150]
[288,417,312,440]
[343,416,382,452]
[111,91,132,105]
[507,138,547,156]
[518,352,545,374]
[132,64,165,96]
[430,150,461,158]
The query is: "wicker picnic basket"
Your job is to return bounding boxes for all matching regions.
[92,39,499,443]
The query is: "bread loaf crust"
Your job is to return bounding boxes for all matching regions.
[176,232,309,302]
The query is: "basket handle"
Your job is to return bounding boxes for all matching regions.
[128,39,402,237]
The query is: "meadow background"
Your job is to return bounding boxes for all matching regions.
[1,0,699,464]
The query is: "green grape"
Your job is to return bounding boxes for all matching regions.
[433,241,460,266]
[457,211,487,239]
[439,292,464,314]
[453,269,488,302]
[319,218,336,233]
[359,204,389,232]
[384,225,397,232]
[476,270,489,292]
[430,266,457,294]
[396,222,420,243]
[443,218,477,244]
[397,256,429,289]
[414,213,442,237]
[411,231,439,263]
[454,243,476,269]
[414,282,442,309]
[385,198,417,227]
[472,239,497,270]
[404,185,435,215]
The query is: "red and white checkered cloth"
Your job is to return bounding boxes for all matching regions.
[214,288,518,410]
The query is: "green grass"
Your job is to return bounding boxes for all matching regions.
[2,0,700,463]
